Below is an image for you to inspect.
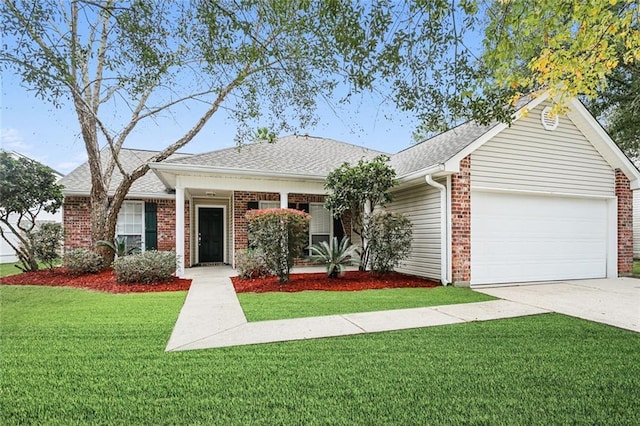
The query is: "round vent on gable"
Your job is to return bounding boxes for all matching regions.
[541,106,559,131]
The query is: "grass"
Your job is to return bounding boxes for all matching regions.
[0,262,24,277]
[238,287,494,321]
[0,261,62,277]
[2,285,639,425]
[633,260,640,276]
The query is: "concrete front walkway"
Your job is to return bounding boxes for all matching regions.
[165,267,549,351]
[475,278,640,333]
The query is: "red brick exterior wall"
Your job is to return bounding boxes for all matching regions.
[233,191,280,252]
[62,197,188,263]
[615,170,633,276]
[232,191,350,261]
[63,197,92,251]
[450,155,472,285]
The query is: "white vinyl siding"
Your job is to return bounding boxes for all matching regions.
[471,102,614,196]
[387,183,441,280]
[634,191,640,258]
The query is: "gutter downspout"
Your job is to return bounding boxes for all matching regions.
[425,174,449,286]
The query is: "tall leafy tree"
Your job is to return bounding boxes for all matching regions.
[0,151,63,271]
[477,0,640,116]
[1,0,483,262]
[324,155,397,269]
[588,61,640,159]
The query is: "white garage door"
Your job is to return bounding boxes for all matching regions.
[471,191,609,285]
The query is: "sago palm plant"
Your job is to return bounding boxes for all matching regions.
[309,236,360,278]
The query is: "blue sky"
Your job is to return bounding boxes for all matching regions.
[1,67,421,175]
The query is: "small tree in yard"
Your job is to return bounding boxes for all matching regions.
[324,155,397,269]
[29,222,64,270]
[246,209,311,283]
[0,151,63,272]
[363,212,412,275]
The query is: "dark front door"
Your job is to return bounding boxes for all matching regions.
[199,207,224,263]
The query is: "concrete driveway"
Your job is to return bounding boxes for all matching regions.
[474,277,640,332]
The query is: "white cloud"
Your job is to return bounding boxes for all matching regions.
[0,127,32,152]
[56,151,87,174]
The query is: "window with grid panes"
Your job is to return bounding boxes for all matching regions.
[116,201,144,253]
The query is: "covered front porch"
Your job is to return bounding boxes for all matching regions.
[170,173,330,276]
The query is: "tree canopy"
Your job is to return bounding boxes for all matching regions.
[588,60,640,159]
[2,0,638,260]
[478,0,640,115]
[0,0,482,258]
[0,151,63,271]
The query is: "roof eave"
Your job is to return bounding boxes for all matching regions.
[149,162,327,188]
[62,190,176,199]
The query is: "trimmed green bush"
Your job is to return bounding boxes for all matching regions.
[235,249,272,279]
[112,250,177,284]
[29,222,64,269]
[363,211,412,275]
[63,248,104,275]
[246,208,310,283]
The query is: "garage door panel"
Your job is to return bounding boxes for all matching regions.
[471,191,608,285]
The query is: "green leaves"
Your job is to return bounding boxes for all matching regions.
[246,208,311,283]
[479,0,640,113]
[324,154,397,233]
[0,151,63,218]
[308,236,360,278]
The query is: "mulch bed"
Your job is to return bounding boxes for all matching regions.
[2,268,439,295]
[0,267,192,294]
[232,270,439,293]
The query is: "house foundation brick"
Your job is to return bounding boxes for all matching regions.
[615,169,633,276]
[450,155,471,285]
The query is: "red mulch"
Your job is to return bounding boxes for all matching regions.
[0,267,192,294]
[232,270,439,293]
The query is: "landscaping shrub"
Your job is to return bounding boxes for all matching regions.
[112,250,177,284]
[309,236,360,278]
[63,248,104,275]
[29,222,64,269]
[235,249,272,279]
[96,237,138,258]
[363,211,412,275]
[246,208,310,283]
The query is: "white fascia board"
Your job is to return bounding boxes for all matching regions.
[149,162,326,188]
[567,98,640,189]
[397,164,446,183]
[444,93,550,171]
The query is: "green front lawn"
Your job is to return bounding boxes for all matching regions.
[238,287,494,321]
[634,260,640,276]
[2,285,639,425]
[0,262,24,277]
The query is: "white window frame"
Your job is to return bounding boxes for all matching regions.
[308,203,332,251]
[259,201,280,210]
[116,201,145,253]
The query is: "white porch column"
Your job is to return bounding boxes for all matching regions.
[280,191,288,208]
[175,185,185,277]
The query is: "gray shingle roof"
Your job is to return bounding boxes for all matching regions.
[166,135,387,176]
[61,124,503,196]
[390,121,499,177]
[60,148,192,195]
